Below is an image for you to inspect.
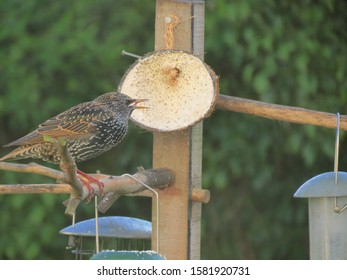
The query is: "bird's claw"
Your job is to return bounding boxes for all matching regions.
[76,170,104,202]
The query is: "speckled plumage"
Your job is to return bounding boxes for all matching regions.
[0,92,146,163]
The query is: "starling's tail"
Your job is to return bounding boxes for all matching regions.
[0,145,40,161]
[3,130,42,147]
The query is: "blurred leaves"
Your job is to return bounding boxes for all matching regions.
[0,0,154,259]
[1,0,347,259]
[203,0,347,259]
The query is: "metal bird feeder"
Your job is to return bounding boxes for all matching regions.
[59,216,152,259]
[294,113,347,259]
[118,50,219,132]
[294,172,347,259]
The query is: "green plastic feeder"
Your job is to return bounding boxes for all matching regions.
[91,250,165,260]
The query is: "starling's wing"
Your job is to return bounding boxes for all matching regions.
[4,102,104,148]
[1,103,105,162]
[37,103,100,139]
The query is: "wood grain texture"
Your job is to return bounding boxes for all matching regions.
[152,0,204,260]
[217,94,346,130]
[0,168,172,195]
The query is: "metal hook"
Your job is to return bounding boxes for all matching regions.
[72,212,75,226]
[334,112,340,184]
[333,112,347,213]
[95,195,100,253]
[122,174,160,252]
[334,197,347,213]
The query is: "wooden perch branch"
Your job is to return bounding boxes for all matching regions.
[0,183,71,194]
[96,168,175,213]
[216,94,347,130]
[0,162,209,205]
[39,136,86,215]
[0,168,173,195]
[0,160,174,212]
[0,161,64,179]
[57,138,84,197]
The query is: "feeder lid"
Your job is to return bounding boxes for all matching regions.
[118,50,219,132]
[294,172,347,198]
[59,216,151,239]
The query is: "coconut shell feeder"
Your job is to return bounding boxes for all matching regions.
[118,50,219,132]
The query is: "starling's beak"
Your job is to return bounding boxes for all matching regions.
[130,99,149,109]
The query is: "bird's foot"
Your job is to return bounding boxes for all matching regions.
[80,179,95,203]
[76,170,104,202]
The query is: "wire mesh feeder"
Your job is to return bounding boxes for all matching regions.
[59,216,153,259]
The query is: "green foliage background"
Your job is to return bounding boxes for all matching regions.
[1,0,347,259]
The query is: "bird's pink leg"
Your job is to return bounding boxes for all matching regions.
[78,177,95,202]
[76,170,104,199]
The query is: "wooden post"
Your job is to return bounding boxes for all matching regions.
[152,0,205,260]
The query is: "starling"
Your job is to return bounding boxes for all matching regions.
[0,92,147,195]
